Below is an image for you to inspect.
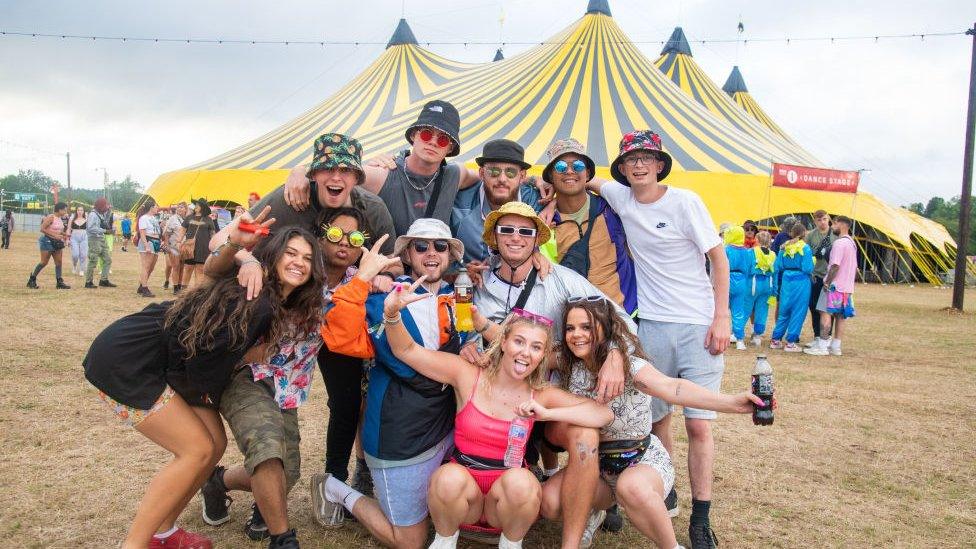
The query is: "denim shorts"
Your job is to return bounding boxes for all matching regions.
[638,319,725,421]
[368,433,453,527]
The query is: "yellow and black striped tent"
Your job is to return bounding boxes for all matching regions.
[145,0,961,283]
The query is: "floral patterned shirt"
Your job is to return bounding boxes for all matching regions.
[247,268,357,410]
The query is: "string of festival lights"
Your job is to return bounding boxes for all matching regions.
[0,29,967,47]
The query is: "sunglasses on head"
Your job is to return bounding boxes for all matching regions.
[417,128,452,149]
[554,159,587,174]
[511,308,554,327]
[495,225,537,237]
[484,166,521,179]
[411,239,450,253]
[321,224,368,247]
[567,295,605,304]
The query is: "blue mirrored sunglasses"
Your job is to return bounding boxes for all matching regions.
[553,159,587,174]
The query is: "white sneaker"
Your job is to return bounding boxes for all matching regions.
[803,339,819,348]
[729,334,738,343]
[829,346,843,356]
[735,340,746,350]
[783,342,802,352]
[803,346,829,356]
[769,340,784,350]
[580,509,606,548]
[751,335,762,348]
[310,473,345,528]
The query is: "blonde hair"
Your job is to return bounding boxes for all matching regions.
[480,314,553,393]
[756,230,772,247]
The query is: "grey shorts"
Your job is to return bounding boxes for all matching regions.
[368,433,453,527]
[220,368,301,490]
[638,319,725,421]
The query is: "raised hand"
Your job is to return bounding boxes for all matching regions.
[365,153,398,170]
[229,205,275,250]
[355,234,401,282]
[382,276,433,318]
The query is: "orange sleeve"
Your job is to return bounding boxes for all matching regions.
[321,277,375,359]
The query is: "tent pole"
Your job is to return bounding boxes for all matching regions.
[951,23,976,310]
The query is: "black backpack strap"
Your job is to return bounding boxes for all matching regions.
[513,268,539,310]
[423,166,446,218]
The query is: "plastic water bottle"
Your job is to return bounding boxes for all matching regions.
[454,267,474,332]
[503,416,532,468]
[751,355,774,426]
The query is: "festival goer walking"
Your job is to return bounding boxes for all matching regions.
[543,298,765,549]
[1,210,13,249]
[472,201,631,549]
[308,207,373,528]
[725,226,755,350]
[806,215,858,357]
[181,199,218,289]
[587,130,731,548]
[745,231,777,347]
[803,210,836,346]
[137,200,163,297]
[316,220,470,549]
[67,205,89,276]
[543,138,637,315]
[85,197,117,289]
[121,214,132,252]
[769,223,814,352]
[164,203,187,293]
[27,201,70,289]
[82,213,322,549]
[384,296,613,549]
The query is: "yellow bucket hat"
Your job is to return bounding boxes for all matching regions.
[482,201,552,251]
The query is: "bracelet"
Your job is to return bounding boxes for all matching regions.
[383,312,402,325]
[378,271,396,280]
[224,236,244,251]
[475,322,491,334]
[240,259,260,267]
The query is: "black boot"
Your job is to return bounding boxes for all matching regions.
[56,278,71,289]
[267,529,299,549]
[163,280,169,290]
[85,280,98,289]
[98,279,117,288]
[27,276,39,289]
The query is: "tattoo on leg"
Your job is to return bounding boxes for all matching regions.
[576,442,588,462]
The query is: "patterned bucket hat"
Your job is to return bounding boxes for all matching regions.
[542,138,596,183]
[306,133,364,182]
[609,130,673,185]
[482,201,552,251]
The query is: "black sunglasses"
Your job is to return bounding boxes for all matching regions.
[412,239,450,253]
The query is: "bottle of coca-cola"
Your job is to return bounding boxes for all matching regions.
[751,355,774,426]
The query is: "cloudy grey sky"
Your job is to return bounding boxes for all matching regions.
[0,0,972,207]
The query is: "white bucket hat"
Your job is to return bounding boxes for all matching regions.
[393,218,465,262]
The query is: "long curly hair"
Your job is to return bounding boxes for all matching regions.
[480,313,553,393]
[554,299,647,392]
[164,227,326,359]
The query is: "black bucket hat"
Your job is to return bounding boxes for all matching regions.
[475,139,531,170]
[405,100,461,157]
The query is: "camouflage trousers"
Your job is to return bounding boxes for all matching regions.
[220,367,301,490]
[85,237,112,282]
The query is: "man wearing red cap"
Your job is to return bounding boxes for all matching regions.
[589,130,730,549]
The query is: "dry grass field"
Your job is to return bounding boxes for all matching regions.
[0,230,974,548]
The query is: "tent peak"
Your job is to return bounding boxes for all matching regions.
[586,0,611,16]
[722,66,749,95]
[386,18,417,49]
[493,48,504,61]
[660,27,692,56]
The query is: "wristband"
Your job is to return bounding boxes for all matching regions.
[240,258,260,267]
[475,322,491,334]
[378,271,396,280]
[383,312,402,325]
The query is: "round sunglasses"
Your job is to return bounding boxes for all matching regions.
[321,224,367,248]
[484,166,521,179]
[417,128,452,149]
[554,159,587,174]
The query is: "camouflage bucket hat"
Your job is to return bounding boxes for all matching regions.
[306,133,364,181]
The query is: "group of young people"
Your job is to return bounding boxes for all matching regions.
[86,99,793,549]
[722,211,858,357]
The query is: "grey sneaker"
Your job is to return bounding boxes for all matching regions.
[200,466,232,526]
[580,509,606,548]
[310,473,346,529]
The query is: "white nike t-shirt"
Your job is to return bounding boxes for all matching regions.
[600,183,721,326]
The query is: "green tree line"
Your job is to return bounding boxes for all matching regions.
[0,169,144,212]
[906,195,976,255]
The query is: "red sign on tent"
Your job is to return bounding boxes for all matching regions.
[771,163,860,194]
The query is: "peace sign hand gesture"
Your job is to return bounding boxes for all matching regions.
[355,234,401,283]
[383,276,433,318]
[229,205,276,250]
